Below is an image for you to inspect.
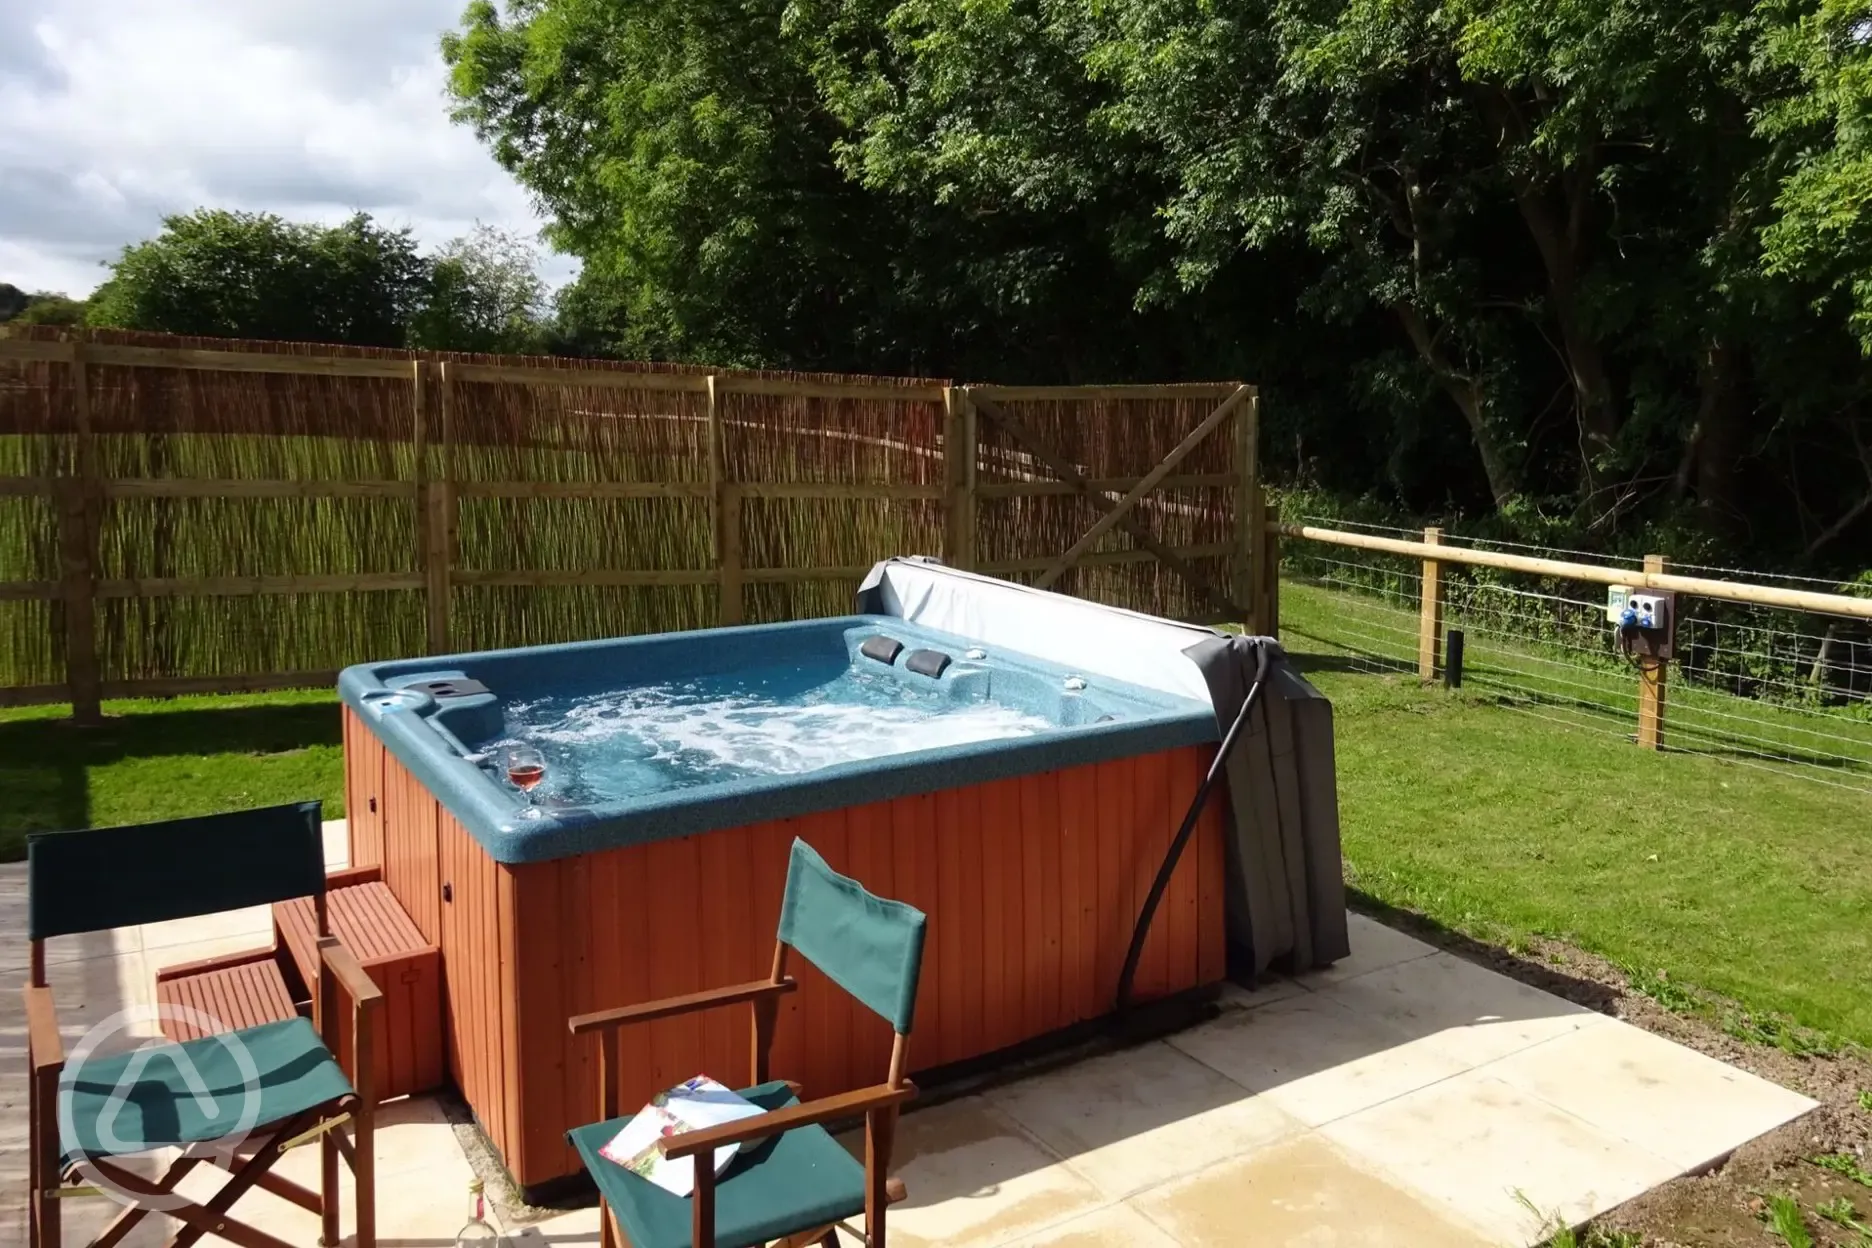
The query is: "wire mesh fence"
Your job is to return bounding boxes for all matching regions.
[1279,519,1872,797]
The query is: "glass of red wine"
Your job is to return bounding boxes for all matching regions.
[506,744,547,820]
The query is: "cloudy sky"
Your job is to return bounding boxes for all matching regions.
[0,0,574,297]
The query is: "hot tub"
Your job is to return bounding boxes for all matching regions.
[338,613,1233,1192]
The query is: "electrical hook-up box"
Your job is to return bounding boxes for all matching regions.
[1607,585,1675,660]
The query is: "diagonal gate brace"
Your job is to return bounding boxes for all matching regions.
[968,389,1251,618]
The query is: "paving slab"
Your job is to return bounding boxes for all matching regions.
[851,1095,1108,1248]
[1314,950,1608,1068]
[990,1041,1303,1200]
[1168,989,1469,1127]
[1318,1069,1686,1245]
[1487,1020,1817,1173]
[1129,1133,1501,1247]
[1296,912,1438,987]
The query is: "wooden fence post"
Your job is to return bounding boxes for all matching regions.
[1259,494,1280,639]
[708,376,745,625]
[944,387,977,570]
[720,486,745,626]
[60,334,102,724]
[419,361,454,654]
[1237,387,1262,634]
[1418,527,1444,682]
[1637,553,1669,749]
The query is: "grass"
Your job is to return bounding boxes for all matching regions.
[1516,1191,1642,1247]
[0,689,343,860]
[1816,1195,1872,1238]
[1280,575,1872,784]
[1812,1153,1872,1189]
[1766,1193,1817,1248]
[1284,580,1872,1048]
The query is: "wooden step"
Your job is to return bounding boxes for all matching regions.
[274,873,445,1101]
[155,947,299,1043]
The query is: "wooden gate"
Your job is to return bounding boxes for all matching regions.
[954,383,1270,631]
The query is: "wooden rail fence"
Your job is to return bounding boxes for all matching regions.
[1270,520,1872,750]
[0,330,1274,720]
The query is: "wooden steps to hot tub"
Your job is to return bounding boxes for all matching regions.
[152,866,445,1103]
[155,946,298,1041]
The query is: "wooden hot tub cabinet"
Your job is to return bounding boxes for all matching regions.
[343,705,1228,1191]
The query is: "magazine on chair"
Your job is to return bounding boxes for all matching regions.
[599,1075,765,1197]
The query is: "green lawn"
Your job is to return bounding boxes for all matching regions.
[1282,580,1872,1047]
[4,594,1869,1050]
[0,689,344,860]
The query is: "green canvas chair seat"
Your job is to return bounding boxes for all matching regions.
[566,1080,866,1248]
[59,1017,353,1165]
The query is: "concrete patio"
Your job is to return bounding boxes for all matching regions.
[2,821,1815,1247]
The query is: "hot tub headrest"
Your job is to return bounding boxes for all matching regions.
[859,635,904,665]
[904,649,952,679]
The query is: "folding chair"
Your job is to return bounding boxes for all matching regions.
[23,801,381,1248]
[566,838,927,1248]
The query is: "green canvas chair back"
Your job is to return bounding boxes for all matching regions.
[776,838,927,1035]
[28,801,326,940]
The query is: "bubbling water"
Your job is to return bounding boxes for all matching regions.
[491,668,1055,805]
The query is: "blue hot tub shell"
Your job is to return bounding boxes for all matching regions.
[339,615,1217,864]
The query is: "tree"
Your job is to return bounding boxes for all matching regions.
[12,294,87,327]
[0,284,86,326]
[442,0,905,369]
[87,210,428,346]
[1758,0,1872,352]
[408,225,548,354]
[442,0,1872,562]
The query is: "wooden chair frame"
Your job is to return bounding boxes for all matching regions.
[568,941,915,1248]
[26,891,384,1248]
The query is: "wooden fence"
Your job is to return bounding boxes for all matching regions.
[0,328,1273,720]
[1270,520,1872,751]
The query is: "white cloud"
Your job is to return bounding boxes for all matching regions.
[0,0,577,297]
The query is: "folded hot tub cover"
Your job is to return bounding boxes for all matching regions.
[857,556,1350,976]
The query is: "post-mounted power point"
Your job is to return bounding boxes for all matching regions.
[1609,585,1675,660]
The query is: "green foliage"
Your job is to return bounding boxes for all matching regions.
[406,224,548,354]
[1625,966,1700,1014]
[1517,1190,1643,1246]
[1721,1009,1840,1057]
[1816,1194,1870,1235]
[0,283,86,326]
[1765,1193,1817,1248]
[9,293,86,327]
[87,210,429,346]
[1758,0,1872,351]
[1813,1152,1872,1188]
[80,209,559,353]
[441,0,902,367]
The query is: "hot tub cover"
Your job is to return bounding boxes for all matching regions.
[857,557,1350,975]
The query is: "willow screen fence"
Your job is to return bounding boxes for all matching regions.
[0,328,1268,721]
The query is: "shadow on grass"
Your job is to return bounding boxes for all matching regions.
[1279,630,1414,677]
[0,703,340,850]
